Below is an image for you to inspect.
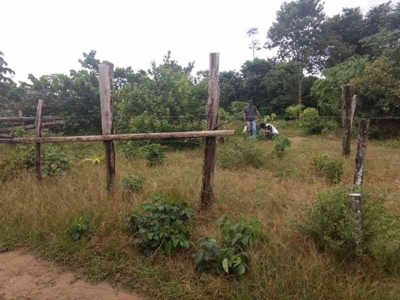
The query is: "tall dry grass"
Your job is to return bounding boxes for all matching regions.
[1,125,400,299]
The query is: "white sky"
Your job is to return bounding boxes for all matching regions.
[2,0,396,82]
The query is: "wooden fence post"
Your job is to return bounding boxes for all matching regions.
[98,64,116,192]
[349,193,362,246]
[354,119,370,187]
[342,85,353,156]
[35,99,44,180]
[350,94,357,129]
[18,110,23,118]
[200,53,220,209]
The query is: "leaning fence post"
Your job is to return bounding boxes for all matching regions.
[98,63,116,192]
[342,85,353,156]
[35,99,44,180]
[354,119,370,187]
[200,53,220,210]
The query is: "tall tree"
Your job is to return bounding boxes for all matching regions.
[0,51,15,84]
[247,28,262,59]
[266,0,326,108]
[241,58,274,110]
[219,71,244,110]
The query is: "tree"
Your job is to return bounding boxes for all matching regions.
[219,71,244,110]
[360,29,400,64]
[311,56,368,116]
[266,0,326,108]
[364,2,393,37]
[0,51,15,84]
[241,58,274,110]
[247,28,262,59]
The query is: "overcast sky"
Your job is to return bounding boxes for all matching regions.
[2,0,396,82]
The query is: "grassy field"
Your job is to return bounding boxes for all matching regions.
[1,123,400,299]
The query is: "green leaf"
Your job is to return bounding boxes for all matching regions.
[164,240,173,253]
[193,250,204,264]
[222,258,230,274]
[238,264,246,275]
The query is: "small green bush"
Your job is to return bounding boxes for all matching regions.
[141,144,167,166]
[193,215,262,276]
[302,108,324,135]
[66,215,91,241]
[230,101,247,119]
[121,174,144,192]
[301,189,400,268]
[217,140,266,169]
[313,153,343,184]
[42,145,70,177]
[273,135,291,158]
[285,104,304,119]
[127,194,195,255]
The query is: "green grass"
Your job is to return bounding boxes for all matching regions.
[1,122,400,299]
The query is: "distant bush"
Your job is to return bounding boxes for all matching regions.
[217,140,266,169]
[118,141,141,160]
[121,174,144,193]
[301,189,400,269]
[313,153,343,184]
[193,215,262,276]
[230,101,247,119]
[285,104,304,119]
[127,194,195,255]
[42,145,70,177]
[302,108,324,134]
[141,144,167,166]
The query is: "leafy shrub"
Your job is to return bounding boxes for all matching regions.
[67,215,91,241]
[193,215,262,276]
[273,135,291,158]
[118,141,141,160]
[321,120,339,135]
[301,189,400,267]
[127,194,195,254]
[302,108,324,135]
[141,144,167,166]
[0,145,35,181]
[313,153,343,184]
[217,140,266,169]
[42,145,70,177]
[121,174,144,192]
[230,101,247,119]
[285,104,304,119]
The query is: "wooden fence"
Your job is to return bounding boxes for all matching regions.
[0,53,234,209]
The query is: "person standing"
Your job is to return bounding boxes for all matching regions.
[242,100,260,137]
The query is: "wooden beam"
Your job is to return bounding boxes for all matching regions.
[99,63,116,192]
[0,116,61,122]
[354,120,370,187]
[342,84,353,156]
[0,134,12,139]
[0,120,65,133]
[0,130,235,144]
[35,99,44,180]
[200,53,220,210]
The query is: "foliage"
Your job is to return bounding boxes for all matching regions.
[217,140,266,169]
[247,27,262,59]
[313,153,343,184]
[311,56,368,116]
[126,194,195,254]
[121,174,144,193]
[272,135,290,158]
[230,101,247,119]
[301,107,324,134]
[66,215,91,241]
[219,71,245,110]
[301,189,400,267]
[285,104,304,119]
[141,144,167,166]
[193,215,262,276]
[0,51,15,84]
[351,58,400,118]
[42,145,70,177]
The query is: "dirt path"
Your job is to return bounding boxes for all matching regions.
[0,251,143,300]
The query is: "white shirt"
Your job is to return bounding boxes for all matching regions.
[266,124,279,134]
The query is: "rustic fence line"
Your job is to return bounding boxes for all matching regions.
[0,53,232,210]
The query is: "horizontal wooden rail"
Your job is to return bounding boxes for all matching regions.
[0,130,235,144]
[0,121,65,133]
[0,116,61,122]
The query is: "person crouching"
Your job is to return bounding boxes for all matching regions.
[259,123,279,140]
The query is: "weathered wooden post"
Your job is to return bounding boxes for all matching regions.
[350,94,357,129]
[18,110,23,118]
[342,85,353,156]
[98,64,116,192]
[35,99,44,180]
[349,193,362,246]
[354,119,370,187]
[200,53,220,209]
